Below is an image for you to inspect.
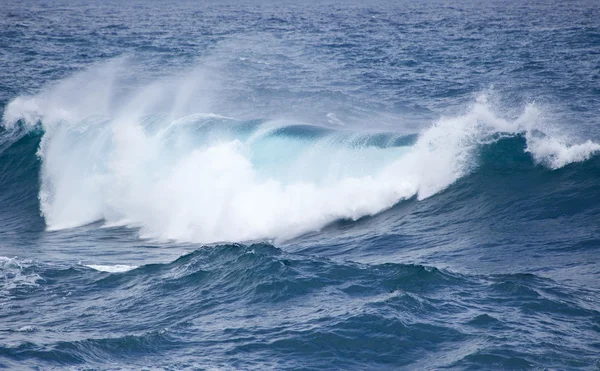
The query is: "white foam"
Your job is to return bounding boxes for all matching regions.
[526,136,600,169]
[86,264,138,273]
[16,325,36,332]
[3,61,599,243]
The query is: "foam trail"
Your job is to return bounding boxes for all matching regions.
[2,62,599,243]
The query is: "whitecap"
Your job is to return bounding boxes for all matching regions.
[85,264,138,273]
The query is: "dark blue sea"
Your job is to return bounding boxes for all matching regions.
[1,0,600,369]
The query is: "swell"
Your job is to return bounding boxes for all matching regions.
[1,246,598,369]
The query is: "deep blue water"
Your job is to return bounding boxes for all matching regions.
[1,0,600,369]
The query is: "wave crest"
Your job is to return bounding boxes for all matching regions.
[2,62,599,243]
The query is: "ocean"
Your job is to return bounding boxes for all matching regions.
[1,0,600,369]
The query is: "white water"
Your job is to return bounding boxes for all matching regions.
[85,264,138,273]
[3,62,599,243]
[0,257,43,292]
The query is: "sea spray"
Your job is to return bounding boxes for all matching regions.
[3,62,599,243]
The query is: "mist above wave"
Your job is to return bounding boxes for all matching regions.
[2,60,598,243]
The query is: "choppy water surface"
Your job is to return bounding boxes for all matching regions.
[1,0,600,369]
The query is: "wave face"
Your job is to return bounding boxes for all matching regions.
[3,63,599,243]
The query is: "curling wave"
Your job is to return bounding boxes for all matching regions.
[2,64,599,243]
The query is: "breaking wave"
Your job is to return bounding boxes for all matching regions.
[2,62,599,243]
